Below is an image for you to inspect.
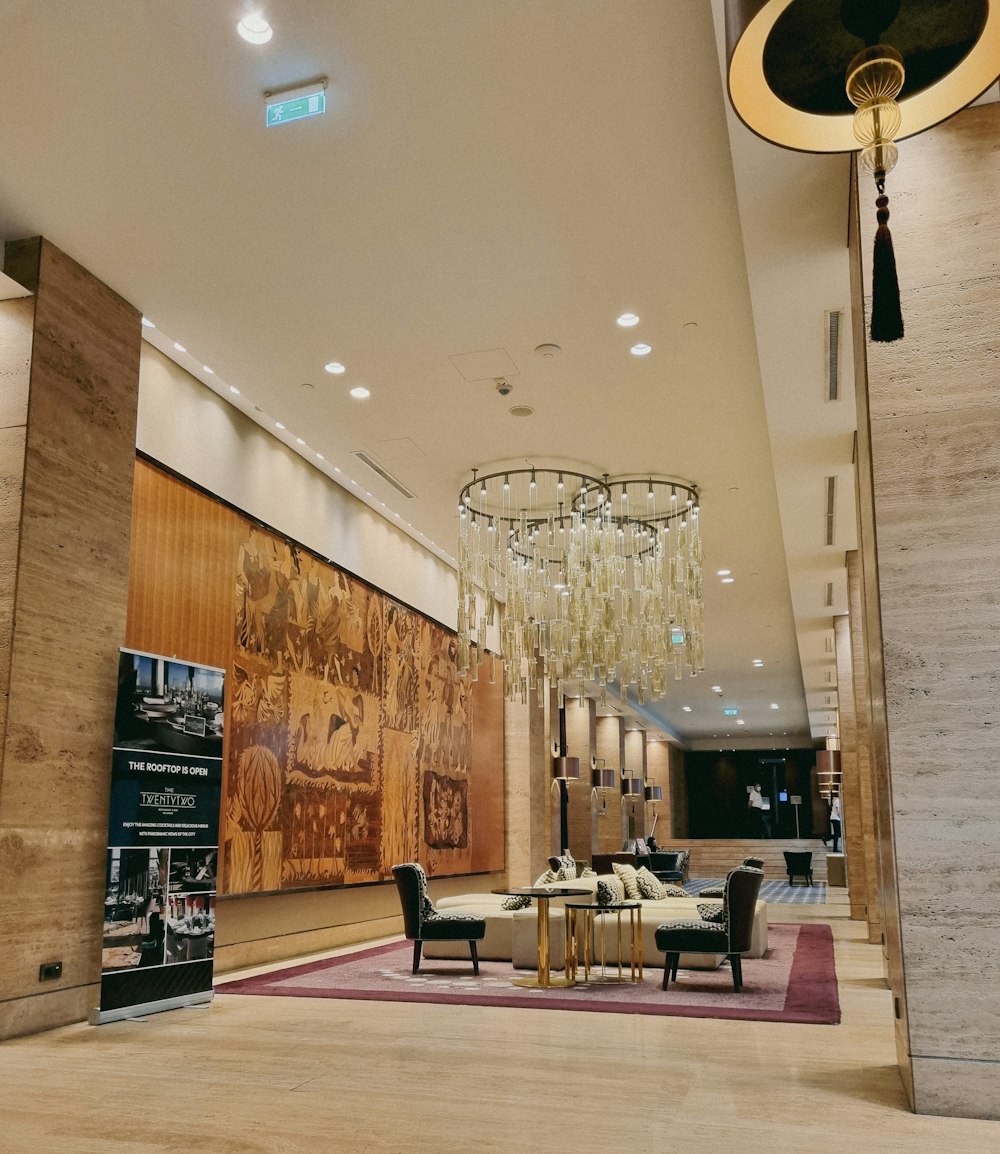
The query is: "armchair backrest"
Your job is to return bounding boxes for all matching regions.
[724,866,764,953]
[391,862,431,939]
[743,856,765,870]
[648,851,681,872]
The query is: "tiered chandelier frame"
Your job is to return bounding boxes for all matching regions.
[456,467,704,704]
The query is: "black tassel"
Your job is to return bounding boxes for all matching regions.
[870,181,904,342]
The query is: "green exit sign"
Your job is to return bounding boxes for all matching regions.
[723,707,739,717]
[264,80,328,127]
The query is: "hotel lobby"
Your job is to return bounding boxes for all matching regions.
[0,3,998,1149]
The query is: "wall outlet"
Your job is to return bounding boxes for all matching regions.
[38,961,62,981]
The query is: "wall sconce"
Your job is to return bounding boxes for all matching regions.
[621,777,644,797]
[644,785,663,802]
[592,768,617,790]
[552,756,581,781]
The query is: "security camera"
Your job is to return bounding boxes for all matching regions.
[495,378,513,396]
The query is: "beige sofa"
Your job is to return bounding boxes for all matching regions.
[426,874,768,972]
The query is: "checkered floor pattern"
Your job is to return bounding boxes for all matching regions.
[685,878,828,904]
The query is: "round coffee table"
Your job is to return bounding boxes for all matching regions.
[492,886,590,988]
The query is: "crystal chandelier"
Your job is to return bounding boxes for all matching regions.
[456,467,703,704]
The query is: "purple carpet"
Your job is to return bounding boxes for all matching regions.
[218,922,840,1025]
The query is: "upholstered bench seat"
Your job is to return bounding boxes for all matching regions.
[425,876,768,973]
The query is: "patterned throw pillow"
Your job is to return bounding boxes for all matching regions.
[502,894,533,911]
[555,864,578,881]
[612,862,642,900]
[596,876,626,906]
[533,868,558,886]
[661,884,689,899]
[558,851,577,876]
[580,866,597,878]
[697,901,725,923]
[635,866,667,900]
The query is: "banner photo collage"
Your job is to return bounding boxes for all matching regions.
[96,648,225,1022]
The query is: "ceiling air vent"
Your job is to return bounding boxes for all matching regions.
[825,309,842,401]
[824,475,837,546]
[353,451,416,499]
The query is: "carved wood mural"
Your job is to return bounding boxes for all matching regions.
[125,460,505,899]
[221,526,501,894]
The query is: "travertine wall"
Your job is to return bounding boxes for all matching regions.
[0,239,140,1040]
[857,104,1000,1120]
[846,550,881,945]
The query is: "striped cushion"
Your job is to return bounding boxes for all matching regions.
[696,901,724,922]
[597,876,626,906]
[636,867,668,900]
[612,862,642,899]
[502,894,532,910]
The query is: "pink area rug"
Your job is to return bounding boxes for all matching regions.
[218,922,839,1025]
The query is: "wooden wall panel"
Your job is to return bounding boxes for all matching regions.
[124,460,505,897]
[126,460,246,671]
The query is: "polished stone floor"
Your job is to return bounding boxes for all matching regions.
[1,893,998,1153]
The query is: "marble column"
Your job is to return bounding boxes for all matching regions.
[645,738,672,845]
[834,613,867,921]
[847,550,882,945]
[853,104,1000,1119]
[0,238,140,1039]
[594,714,625,851]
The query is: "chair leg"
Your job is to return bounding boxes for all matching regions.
[469,939,480,976]
[730,953,743,992]
[662,952,678,990]
[412,939,422,974]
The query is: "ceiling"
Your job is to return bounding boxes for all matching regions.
[0,0,875,750]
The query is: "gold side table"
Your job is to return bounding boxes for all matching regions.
[565,902,643,983]
[492,886,590,988]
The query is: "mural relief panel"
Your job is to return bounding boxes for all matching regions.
[222,526,501,895]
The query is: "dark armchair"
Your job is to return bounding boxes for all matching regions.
[654,865,764,992]
[783,850,814,886]
[391,862,486,975]
[698,856,764,897]
[646,851,685,886]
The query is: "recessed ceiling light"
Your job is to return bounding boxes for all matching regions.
[630,343,652,356]
[237,13,273,44]
[682,706,692,712]
[229,386,240,395]
[350,386,370,399]
[716,568,731,576]
[752,658,764,667]
[296,437,305,445]
[275,422,285,431]
[617,312,640,327]
[141,317,155,329]
[316,453,325,460]
[203,366,214,374]
[721,576,735,584]
[711,685,722,693]
[324,361,346,374]
[508,405,534,417]
[173,342,186,353]
[770,703,780,710]
[736,719,746,726]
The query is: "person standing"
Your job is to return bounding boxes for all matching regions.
[748,782,769,838]
[830,792,842,852]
